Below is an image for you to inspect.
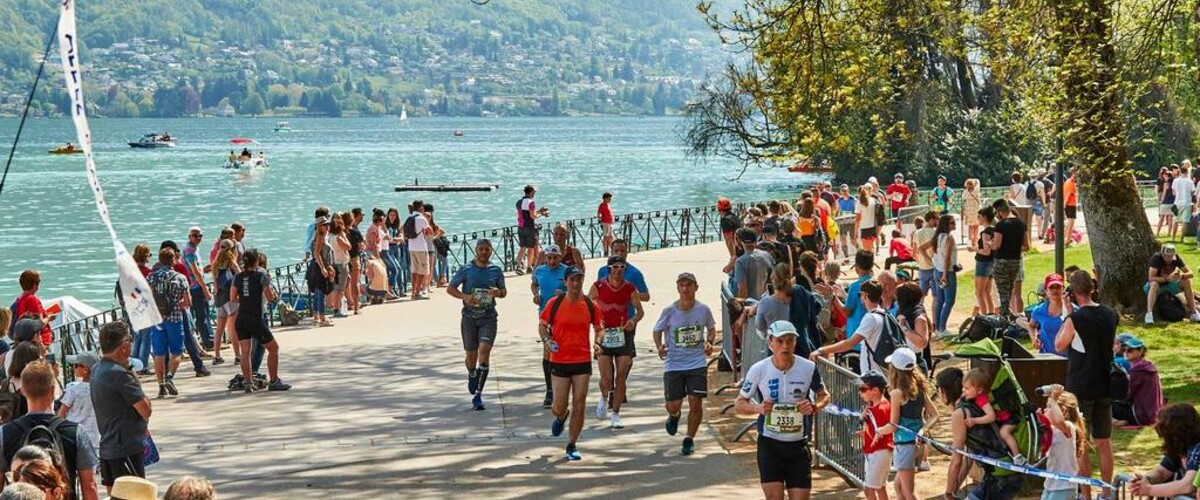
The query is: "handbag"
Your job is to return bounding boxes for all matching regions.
[143,431,160,466]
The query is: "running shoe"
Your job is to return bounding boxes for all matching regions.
[594,397,608,420]
[681,437,695,456]
[244,383,256,394]
[565,445,581,461]
[514,267,525,276]
[333,311,348,318]
[665,415,680,436]
[542,391,553,409]
[1143,312,1154,324]
[472,393,485,411]
[195,367,212,377]
[164,379,179,396]
[468,374,478,395]
[157,385,168,399]
[268,379,293,391]
[551,417,565,437]
[212,357,225,366]
[610,413,624,429]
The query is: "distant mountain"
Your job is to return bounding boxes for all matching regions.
[0,0,727,117]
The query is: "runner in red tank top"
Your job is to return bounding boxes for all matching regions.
[547,224,587,276]
[587,255,644,429]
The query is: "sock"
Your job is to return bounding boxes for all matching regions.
[166,373,174,381]
[542,359,552,392]
[468,367,476,380]
[669,412,681,421]
[476,364,490,394]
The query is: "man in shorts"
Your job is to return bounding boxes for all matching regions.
[448,239,507,411]
[91,322,151,494]
[146,247,190,398]
[230,249,292,393]
[515,185,549,275]
[653,272,717,455]
[406,200,434,300]
[531,244,568,407]
[1144,243,1200,323]
[541,266,602,461]
[589,255,644,429]
[597,192,615,256]
[736,320,830,500]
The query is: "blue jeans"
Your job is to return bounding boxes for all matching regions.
[397,245,412,293]
[181,312,206,372]
[384,247,403,295]
[918,269,936,298]
[436,253,449,282]
[933,270,957,332]
[131,327,153,370]
[189,286,214,344]
[312,288,327,316]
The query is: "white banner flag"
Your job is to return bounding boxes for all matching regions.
[58,0,162,331]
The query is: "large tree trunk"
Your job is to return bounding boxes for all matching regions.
[1052,0,1157,313]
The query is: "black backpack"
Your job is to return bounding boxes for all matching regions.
[1025,181,1039,201]
[1109,361,1130,400]
[863,311,906,371]
[0,379,22,423]
[403,214,419,240]
[148,271,174,318]
[1155,292,1186,323]
[958,314,1008,342]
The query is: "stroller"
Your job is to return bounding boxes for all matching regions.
[951,339,1052,468]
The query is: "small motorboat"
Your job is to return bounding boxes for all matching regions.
[48,143,83,155]
[273,121,291,132]
[453,130,465,137]
[223,157,269,171]
[129,133,175,149]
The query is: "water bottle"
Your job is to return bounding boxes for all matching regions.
[1034,385,1056,396]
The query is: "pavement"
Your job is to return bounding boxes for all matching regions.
[145,241,762,499]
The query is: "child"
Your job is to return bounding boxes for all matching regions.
[884,230,915,270]
[1041,384,1088,500]
[365,254,389,305]
[859,371,893,500]
[961,368,1025,464]
[56,352,101,451]
[878,348,939,500]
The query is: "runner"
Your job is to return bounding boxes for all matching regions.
[929,175,954,215]
[540,266,602,461]
[598,192,615,256]
[589,255,645,429]
[229,249,291,393]
[548,224,585,275]
[736,320,830,500]
[515,185,549,275]
[653,272,717,455]
[531,245,569,408]
[447,239,507,411]
[886,174,911,232]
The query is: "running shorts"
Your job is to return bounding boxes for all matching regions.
[235,314,275,345]
[663,367,708,401]
[518,225,539,249]
[461,315,498,351]
[550,362,592,378]
[757,436,812,489]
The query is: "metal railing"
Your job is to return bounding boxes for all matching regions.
[813,357,866,488]
[50,306,127,383]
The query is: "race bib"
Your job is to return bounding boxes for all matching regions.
[765,404,803,434]
[471,288,494,309]
[673,325,703,348]
[601,328,626,349]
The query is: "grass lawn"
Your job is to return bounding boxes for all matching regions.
[949,240,1200,470]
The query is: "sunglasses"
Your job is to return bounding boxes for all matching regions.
[610,264,626,269]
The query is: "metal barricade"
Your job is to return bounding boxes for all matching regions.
[714,281,737,376]
[266,260,310,325]
[813,356,866,487]
[51,306,128,383]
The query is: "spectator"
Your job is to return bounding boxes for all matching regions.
[158,240,210,378]
[1063,167,1079,244]
[894,282,931,370]
[147,247,190,397]
[929,175,953,215]
[936,367,1022,500]
[931,214,958,337]
[991,200,1028,318]
[346,209,365,315]
[2,342,41,422]
[0,361,98,499]
[91,322,151,493]
[972,207,997,316]
[303,206,330,260]
[128,244,153,374]
[912,212,939,312]
[1055,270,1118,499]
[857,371,893,500]
[1112,337,1163,427]
[1126,404,1200,498]
[733,228,773,300]
[306,216,334,327]
[181,227,214,350]
[1028,274,1073,357]
[1041,385,1089,500]
[0,482,42,500]
[163,476,214,500]
[811,279,893,375]
[884,230,914,270]
[1156,166,1176,237]
[9,271,53,350]
[406,200,435,300]
[365,254,389,305]
[842,250,875,337]
[717,198,741,260]
[961,179,982,246]
[383,208,405,299]
[1144,243,1200,323]
[56,352,101,451]
[0,309,8,371]
[109,476,157,500]
[855,186,880,251]
[11,459,66,500]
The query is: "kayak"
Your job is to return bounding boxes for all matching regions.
[49,147,83,155]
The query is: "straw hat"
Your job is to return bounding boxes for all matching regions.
[109,476,158,500]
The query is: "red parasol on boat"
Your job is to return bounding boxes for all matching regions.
[230,138,258,145]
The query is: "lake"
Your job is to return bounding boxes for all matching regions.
[0,116,818,306]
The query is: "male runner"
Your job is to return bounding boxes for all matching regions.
[589,255,644,429]
[653,272,717,455]
[448,239,507,410]
[540,266,602,461]
[547,224,586,275]
[531,244,568,407]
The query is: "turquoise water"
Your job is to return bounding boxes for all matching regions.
[0,117,818,306]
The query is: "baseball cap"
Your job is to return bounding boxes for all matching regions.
[767,320,799,338]
[676,272,698,284]
[885,347,918,371]
[11,318,44,343]
[1044,273,1065,289]
[315,216,330,225]
[159,240,180,252]
[188,226,203,236]
[543,244,562,256]
[858,370,888,390]
[565,266,585,278]
[894,173,904,180]
[895,269,912,282]
[1162,243,1177,255]
[716,197,732,211]
[1116,332,1136,345]
[607,255,627,267]
[66,351,101,368]
[1122,336,1146,350]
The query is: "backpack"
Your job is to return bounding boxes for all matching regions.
[1155,292,1186,323]
[1025,181,1039,201]
[874,200,887,226]
[433,235,451,256]
[1109,361,1130,400]
[402,214,419,240]
[547,294,596,327]
[0,379,21,423]
[863,311,906,372]
[277,302,301,327]
[16,417,78,498]
[958,314,1008,342]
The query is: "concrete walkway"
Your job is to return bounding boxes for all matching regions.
[145,242,761,499]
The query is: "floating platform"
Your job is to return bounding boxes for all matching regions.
[395,183,499,192]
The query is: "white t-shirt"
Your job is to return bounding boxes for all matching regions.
[738,355,824,442]
[857,198,877,230]
[1009,183,1028,205]
[853,307,887,375]
[912,227,937,270]
[933,233,957,273]
[1044,422,1078,491]
[1172,176,1194,206]
[406,213,431,252]
[61,381,100,449]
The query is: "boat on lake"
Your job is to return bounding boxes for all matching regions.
[273,121,291,132]
[128,133,175,149]
[223,157,269,171]
[48,143,83,155]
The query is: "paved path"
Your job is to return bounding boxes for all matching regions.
[146,242,761,498]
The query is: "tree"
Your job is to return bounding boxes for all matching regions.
[651,82,667,116]
[240,92,266,116]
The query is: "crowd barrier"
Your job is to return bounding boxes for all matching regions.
[813,357,866,487]
[50,305,126,383]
